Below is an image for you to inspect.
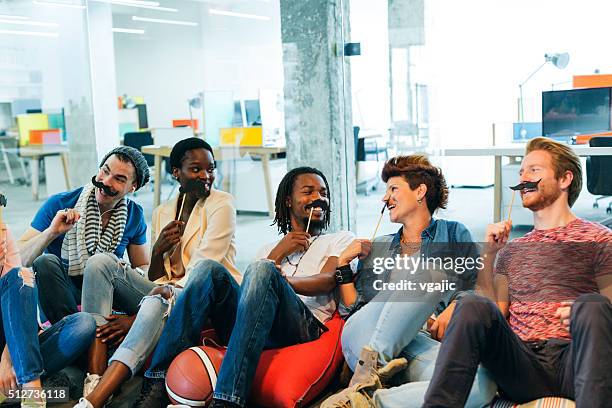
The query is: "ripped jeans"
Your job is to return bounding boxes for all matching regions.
[0,267,96,384]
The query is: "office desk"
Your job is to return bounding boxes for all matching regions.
[142,145,286,216]
[442,145,612,222]
[18,144,71,200]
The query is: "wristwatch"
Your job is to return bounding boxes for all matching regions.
[335,264,353,284]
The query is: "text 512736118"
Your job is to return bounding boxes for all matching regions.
[5,387,69,403]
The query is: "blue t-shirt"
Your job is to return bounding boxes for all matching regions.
[31,187,147,262]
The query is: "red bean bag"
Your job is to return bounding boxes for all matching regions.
[163,314,345,407]
[249,313,345,408]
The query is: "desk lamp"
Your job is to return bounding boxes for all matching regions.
[518,52,570,139]
[187,93,203,136]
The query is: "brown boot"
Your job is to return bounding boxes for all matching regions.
[320,347,408,408]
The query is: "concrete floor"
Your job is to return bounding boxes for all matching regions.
[2,170,610,273]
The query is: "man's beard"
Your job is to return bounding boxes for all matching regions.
[302,216,326,232]
[523,184,563,211]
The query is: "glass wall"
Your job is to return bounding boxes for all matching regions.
[1,0,96,239]
[348,0,612,240]
[3,0,612,270]
[110,0,287,269]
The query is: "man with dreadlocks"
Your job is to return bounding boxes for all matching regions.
[207,166,357,408]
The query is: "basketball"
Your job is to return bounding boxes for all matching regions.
[165,346,226,407]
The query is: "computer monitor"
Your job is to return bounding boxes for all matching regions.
[136,104,148,129]
[542,87,612,137]
[232,101,244,127]
[11,99,41,116]
[244,99,261,126]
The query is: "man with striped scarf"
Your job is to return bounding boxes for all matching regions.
[17,146,151,367]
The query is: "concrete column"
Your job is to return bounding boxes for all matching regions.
[88,2,121,162]
[388,0,424,129]
[54,7,98,188]
[280,0,356,232]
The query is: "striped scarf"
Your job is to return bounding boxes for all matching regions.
[61,184,128,276]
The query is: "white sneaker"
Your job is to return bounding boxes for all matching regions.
[73,398,94,408]
[83,373,102,399]
[21,397,46,408]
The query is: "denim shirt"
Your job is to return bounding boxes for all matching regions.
[339,218,479,317]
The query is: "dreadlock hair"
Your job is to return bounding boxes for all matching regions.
[272,166,331,235]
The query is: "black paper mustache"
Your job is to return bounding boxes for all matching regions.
[0,194,6,207]
[91,176,119,197]
[510,179,541,191]
[305,199,330,212]
[179,179,209,195]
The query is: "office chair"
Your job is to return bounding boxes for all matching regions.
[0,133,29,185]
[586,136,612,214]
[123,131,155,193]
[354,126,380,195]
[123,131,154,166]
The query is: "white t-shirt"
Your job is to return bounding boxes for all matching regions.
[255,231,354,323]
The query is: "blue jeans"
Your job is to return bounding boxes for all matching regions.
[372,333,496,408]
[108,260,239,377]
[0,267,96,384]
[213,260,325,407]
[80,253,156,326]
[342,296,496,408]
[342,291,444,370]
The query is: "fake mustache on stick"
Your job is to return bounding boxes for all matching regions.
[305,199,330,234]
[305,199,330,212]
[91,176,119,197]
[510,179,541,191]
[506,179,542,223]
[0,193,6,227]
[179,178,209,194]
[176,179,211,221]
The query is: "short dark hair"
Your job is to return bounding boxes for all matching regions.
[381,155,449,215]
[169,137,215,170]
[272,166,331,235]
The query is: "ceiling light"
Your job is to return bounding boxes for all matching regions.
[209,8,270,21]
[33,0,86,9]
[95,0,159,6]
[0,14,29,20]
[132,16,198,26]
[0,29,59,37]
[114,3,177,12]
[112,27,145,34]
[0,18,59,27]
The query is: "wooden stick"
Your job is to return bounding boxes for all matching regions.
[507,190,516,223]
[371,203,386,241]
[306,207,314,234]
[177,193,186,221]
[0,194,4,227]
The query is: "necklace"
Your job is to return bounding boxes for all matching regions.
[284,234,321,276]
[400,234,421,255]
